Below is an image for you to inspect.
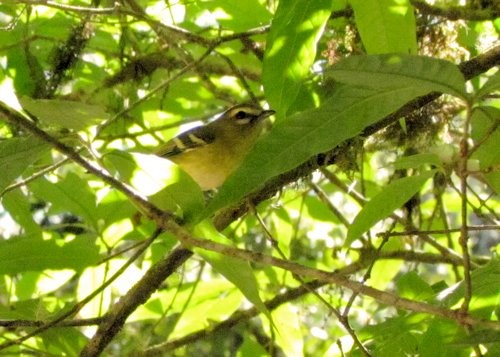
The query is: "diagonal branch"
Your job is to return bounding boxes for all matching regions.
[1,46,498,356]
[213,44,500,230]
[411,0,500,21]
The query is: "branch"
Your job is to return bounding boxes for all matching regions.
[162,220,500,331]
[143,280,326,355]
[79,247,193,357]
[213,44,500,230]
[2,42,498,357]
[411,0,500,21]
[0,102,167,223]
[8,0,118,14]
[0,230,161,351]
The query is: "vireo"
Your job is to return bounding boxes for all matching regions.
[156,104,275,190]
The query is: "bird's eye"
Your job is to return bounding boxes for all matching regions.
[235,110,247,119]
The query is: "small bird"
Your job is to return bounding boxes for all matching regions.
[156,104,275,190]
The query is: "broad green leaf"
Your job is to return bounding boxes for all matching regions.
[476,71,500,99]
[239,336,268,356]
[202,0,272,31]
[484,170,500,196]
[349,0,417,54]
[419,320,463,357]
[0,299,45,320]
[40,328,87,356]
[329,54,467,99]
[0,135,49,194]
[29,173,98,229]
[206,83,439,218]
[135,280,240,321]
[470,106,500,168]
[451,329,500,346]
[262,0,332,117]
[2,190,42,236]
[470,106,500,194]
[103,151,204,221]
[165,285,243,339]
[272,304,303,356]
[360,315,419,356]
[0,234,100,274]
[369,238,404,290]
[390,153,443,170]
[440,259,500,319]
[7,48,36,96]
[95,189,137,230]
[396,271,435,300]
[20,97,109,130]
[193,220,268,316]
[346,170,436,243]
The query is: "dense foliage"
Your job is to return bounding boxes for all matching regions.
[0,0,499,355]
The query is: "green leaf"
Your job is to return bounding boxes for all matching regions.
[475,68,500,99]
[470,106,500,168]
[7,48,36,96]
[2,190,42,236]
[328,54,467,99]
[202,0,272,31]
[0,135,50,194]
[419,320,462,357]
[272,304,303,356]
[262,0,332,116]
[452,329,500,345]
[20,97,109,130]
[360,315,419,356]
[439,259,500,319]
[396,271,435,300]
[470,106,500,194]
[239,336,268,356]
[390,153,443,170]
[349,0,417,54]
[0,234,100,274]
[346,170,436,243]
[40,328,87,357]
[205,83,439,218]
[193,220,268,316]
[103,151,204,221]
[30,173,98,229]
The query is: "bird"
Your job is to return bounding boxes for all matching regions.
[155,104,275,190]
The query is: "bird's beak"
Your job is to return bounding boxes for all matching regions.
[259,109,275,120]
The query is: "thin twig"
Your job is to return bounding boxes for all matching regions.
[376,225,500,237]
[458,102,474,314]
[0,229,161,350]
[9,0,118,14]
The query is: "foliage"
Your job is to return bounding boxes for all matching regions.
[0,0,499,356]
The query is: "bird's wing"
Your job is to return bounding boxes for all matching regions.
[156,125,217,158]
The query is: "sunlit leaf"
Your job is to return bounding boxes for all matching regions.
[272,304,303,356]
[202,0,272,31]
[328,54,467,98]
[0,135,49,194]
[476,70,500,99]
[439,260,500,319]
[20,97,109,130]
[2,190,42,236]
[349,0,417,54]
[470,106,500,194]
[262,0,332,116]
[193,220,268,316]
[103,151,204,220]
[30,173,98,229]
[390,153,443,170]
[0,234,100,274]
[347,170,436,243]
